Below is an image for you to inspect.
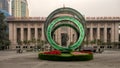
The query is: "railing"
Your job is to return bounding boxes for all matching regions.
[6,16,120,21]
[7,16,47,21]
[86,17,120,21]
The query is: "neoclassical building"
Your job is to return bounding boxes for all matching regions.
[7,16,120,49]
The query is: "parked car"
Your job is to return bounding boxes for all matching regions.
[82,46,104,53]
[82,47,96,52]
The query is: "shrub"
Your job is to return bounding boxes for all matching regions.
[38,51,93,61]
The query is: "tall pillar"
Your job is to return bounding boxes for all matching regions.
[58,28,61,45]
[35,27,38,40]
[97,28,100,40]
[9,23,15,49]
[21,28,24,41]
[115,22,119,42]
[68,27,71,45]
[90,28,93,41]
[13,23,17,44]
[111,24,114,42]
[41,24,45,40]
[104,23,107,42]
[28,28,31,40]
[9,23,13,44]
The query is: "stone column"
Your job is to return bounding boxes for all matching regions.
[9,23,13,44]
[41,24,45,40]
[21,28,24,41]
[97,28,100,40]
[68,27,71,46]
[104,23,107,42]
[13,23,17,45]
[9,23,15,49]
[90,28,93,41]
[58,28,61,45]
[28,28,31,40]
[111,24,114,42]
[35,27,38,40]
[115,22,119,42]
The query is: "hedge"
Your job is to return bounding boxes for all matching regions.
[38,53,93,61]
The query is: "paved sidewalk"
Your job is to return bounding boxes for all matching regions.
[0,51,37,61]
[0,50,120,68]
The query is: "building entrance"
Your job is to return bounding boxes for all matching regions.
[61,33,69,47]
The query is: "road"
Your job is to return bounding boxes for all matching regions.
[0,50,120,68]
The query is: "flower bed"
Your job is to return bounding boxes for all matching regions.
[38,50,93,61]
[43,50,61,55]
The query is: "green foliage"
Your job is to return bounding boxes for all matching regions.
[90,40,96,44]
[97,39,103,45]
[38,53,93,61]
[101,42,105,45]
[90,39,103,45]
[112,42,119,45]
[0,12,10,50]
[37,39,45,46]
[31,38,36,44]
[17,40,23,45]
[83,40,89,45]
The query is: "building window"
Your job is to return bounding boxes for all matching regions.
[72,34,75,42]
[38,28,42,39]
[100,28,104,41]
[107,28,111,42]
[86,28,90,41]
[17,28,21,42]
[24,28,28,40]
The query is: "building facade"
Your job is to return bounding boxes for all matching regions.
[0,0,10,13]
[7,17,120,49]
[12,0,29,17]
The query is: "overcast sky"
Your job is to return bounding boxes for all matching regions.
[27,0,120,17]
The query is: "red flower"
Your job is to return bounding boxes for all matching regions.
[43,50,61,55]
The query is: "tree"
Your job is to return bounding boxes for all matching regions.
[17,40,23,45]
[96,39,103,45]
[31,38,37,51]
[36,39,45,50]
[90,40,96,45]
[83,40,89,47]
[0,13,10,50]
[23,40,28,45]
[31,38,36,45]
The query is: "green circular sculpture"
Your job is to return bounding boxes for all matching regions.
[44,7,86,52]
[44,7,86,40]
[46,16,85,51]
[39,7,94,61]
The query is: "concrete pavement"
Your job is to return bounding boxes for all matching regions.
[0,50,120,68]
